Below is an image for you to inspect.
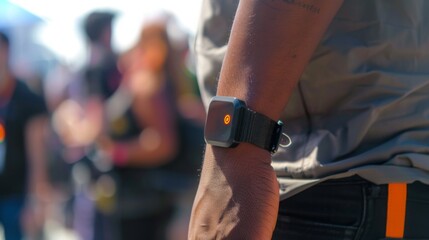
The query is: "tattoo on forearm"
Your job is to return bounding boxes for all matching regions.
[272,0,320,14]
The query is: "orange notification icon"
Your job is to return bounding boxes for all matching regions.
[224,114,231,125]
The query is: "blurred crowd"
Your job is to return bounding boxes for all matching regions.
[0,9,205,240]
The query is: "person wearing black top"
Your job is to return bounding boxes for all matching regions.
[0,32,50,240]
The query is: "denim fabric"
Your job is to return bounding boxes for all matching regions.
[0,196,24,240]
[273,176,429,240]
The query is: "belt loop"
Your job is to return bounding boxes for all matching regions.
[385,183,407,239]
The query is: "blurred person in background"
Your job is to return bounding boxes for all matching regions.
[0,31,51,240]
[80,11,122,101]
[52,11,122,240]
[54,11,121,149]
[42,63,78,238]
[95,16,204,240]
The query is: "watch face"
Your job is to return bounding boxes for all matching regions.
[205,97,244,147]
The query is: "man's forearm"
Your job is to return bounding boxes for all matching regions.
[218,0,343,119]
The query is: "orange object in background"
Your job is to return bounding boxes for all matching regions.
[0,122,6,142]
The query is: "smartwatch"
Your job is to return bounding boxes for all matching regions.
[204,96,284,153]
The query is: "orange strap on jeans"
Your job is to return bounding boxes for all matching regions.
[385,183,407,238]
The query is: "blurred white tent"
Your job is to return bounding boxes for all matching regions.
[0,0,42,28]
[0,0,202,92]
[9,0,203,66]
[0,0,55,90]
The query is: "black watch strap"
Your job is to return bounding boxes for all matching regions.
[238,108,283,153]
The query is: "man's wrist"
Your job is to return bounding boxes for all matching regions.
[207,142,272,168]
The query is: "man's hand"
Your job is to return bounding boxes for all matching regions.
[190,144,278,239]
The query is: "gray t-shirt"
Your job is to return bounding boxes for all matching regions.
[195,0,429,200]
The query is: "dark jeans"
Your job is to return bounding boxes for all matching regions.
[0,195,24,240]
[272,176,429,240]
